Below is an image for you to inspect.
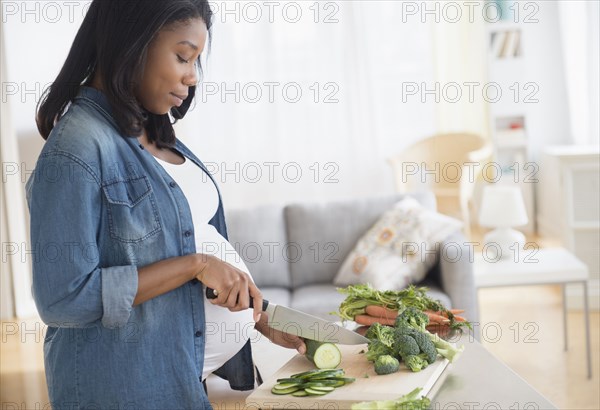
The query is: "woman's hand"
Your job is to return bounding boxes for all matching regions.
[194,254,263,323]
[254,313,307,355]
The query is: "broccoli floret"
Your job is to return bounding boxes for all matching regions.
[374,355,400,375]
[365,322,395,348]
[412,331,437,364]
[404,354,429,372]
[394,307,429,331]
[366,339,394,362]
[429,332,464,363]
[394,322,418,337]
[395,308,464,364]
[393,333,420,360]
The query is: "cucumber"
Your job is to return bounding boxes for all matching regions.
[330,377,356,384]
[305,339,342,369]
[309,369,345,379]
[273,382,301,390]
[302,380,341,387]
[272,366,354,397]
[305,387,330,396]
[271,386,301,395]
[290,369,328,379]
[324,379,346,387]
[309,385,335,392]
[275,377,305,384]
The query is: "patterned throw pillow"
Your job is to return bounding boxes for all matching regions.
[333,197,463,290]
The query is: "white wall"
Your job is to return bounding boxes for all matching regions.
[4,1,580,214]
[3,1,437,211]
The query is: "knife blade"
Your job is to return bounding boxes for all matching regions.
[205,287,368,345]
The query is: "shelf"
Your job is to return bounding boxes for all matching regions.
[484,14,534,234]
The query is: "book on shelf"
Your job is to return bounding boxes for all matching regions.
[490,30,521,59]
[491,31,506,58]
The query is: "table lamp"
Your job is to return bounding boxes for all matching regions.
[478,185,528,258]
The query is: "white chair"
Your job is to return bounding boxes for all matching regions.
[386,133,493,238]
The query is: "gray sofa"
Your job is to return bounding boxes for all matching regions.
[224,192,479,324]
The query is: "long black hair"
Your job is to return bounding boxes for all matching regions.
[36,0,213,148]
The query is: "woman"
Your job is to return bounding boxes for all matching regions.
[26,1,305,408]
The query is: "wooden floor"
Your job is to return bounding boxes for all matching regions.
[479,286,600,409]
[2,229,599,409]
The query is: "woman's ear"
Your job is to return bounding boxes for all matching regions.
[171,85,196,119]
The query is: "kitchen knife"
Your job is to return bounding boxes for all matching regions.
[206,287,368,345]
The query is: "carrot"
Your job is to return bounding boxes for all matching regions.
[424,311,450,324]
[365,305,399,319]
[426,324,448,332]
[353,314,395,327]
[453,315,467,322]
[428,309,465,317]
[355,325,370,337]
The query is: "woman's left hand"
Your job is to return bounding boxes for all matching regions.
[255,314,306,355]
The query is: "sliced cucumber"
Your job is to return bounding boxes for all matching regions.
[305,340,342,369]
[324,379,346,388]
[271,386,301,395]
[273,382,301,390]
[302,380,341,387]
[304,387,331,396]
[310,369,344,380]
[276,377,305,384]
[309,385,335,392]
[272,366,354,397]
[331,377,356,384]
[291,369,327,379]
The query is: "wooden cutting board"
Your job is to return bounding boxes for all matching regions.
[246,344,449,409]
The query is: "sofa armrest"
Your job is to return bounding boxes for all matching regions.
[438,231,480,332]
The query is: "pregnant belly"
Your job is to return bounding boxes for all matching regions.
[197,225,256,380]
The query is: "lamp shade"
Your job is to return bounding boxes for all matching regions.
[478,185,528,228]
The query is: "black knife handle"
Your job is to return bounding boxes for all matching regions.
[205,287,269,312]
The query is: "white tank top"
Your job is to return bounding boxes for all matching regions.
[156,155,255,381]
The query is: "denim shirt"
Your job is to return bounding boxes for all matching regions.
[25,86,256,409]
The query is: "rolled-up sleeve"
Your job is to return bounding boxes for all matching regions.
[101,265,138,328]
[26,152,138,328]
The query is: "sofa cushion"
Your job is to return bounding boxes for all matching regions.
[284,192,437,289]
[290,284,348,320]
[224,204,291,289]
[333,197,463,290]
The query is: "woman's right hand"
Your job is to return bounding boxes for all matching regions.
[194,254,263,323]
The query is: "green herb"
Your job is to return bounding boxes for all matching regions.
[331,283,471,331]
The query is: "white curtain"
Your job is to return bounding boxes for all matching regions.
[174,1,437,209]
[1,18,36,319]
[558,0,600,146]
[430,3,489,139]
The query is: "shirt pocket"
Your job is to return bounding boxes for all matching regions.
[102,176,162,243]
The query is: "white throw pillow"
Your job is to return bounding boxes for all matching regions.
[333,197,463,290]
